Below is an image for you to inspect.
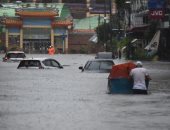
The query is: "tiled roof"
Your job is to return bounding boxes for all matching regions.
[0,8,16,17]
[52,20,73,27]
[74,16,106,30]
[2,18,22,27]
[72,29,95,33]
[16,10,58,18]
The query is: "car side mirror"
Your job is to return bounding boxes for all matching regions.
[79,66,83,70]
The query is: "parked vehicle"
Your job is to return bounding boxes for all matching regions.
[79,59,115,73]
[95,52,113,59]
[17,58,63,69]
[107,62,136,94]
[3,51,26,62]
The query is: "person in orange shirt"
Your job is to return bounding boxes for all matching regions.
[48,46,55,55]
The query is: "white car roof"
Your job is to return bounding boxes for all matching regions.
[21,58,49,61]
[7,51,25,53]
[88,59,114,62]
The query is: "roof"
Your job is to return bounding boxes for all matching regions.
[22,58,48,61]
[2,18,22,27]
[0,3,65,18]
[7,51,25,53]
[88,59,114,62]
[128,25,149,32]
[59,5,72,20]
[74,16,105,30]
[16,10,58,18]
[51,20,73,27]
[0,8,16,17]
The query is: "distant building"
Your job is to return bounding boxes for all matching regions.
[0,3,72,53]
[7,0,116,19]
[125,0,170,60]
[0,1,116,53]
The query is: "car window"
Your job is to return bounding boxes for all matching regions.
[84,61,100,70]
[100,61,113,70]
[17,53,26,58]
[18,60,41,68]
[42,60,51,66]
[51,60,60,67]
[42,59,60,67]
[7,53,17,58]
[7,53,25,58]
[29,61,40,67]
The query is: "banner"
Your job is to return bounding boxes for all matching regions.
[145,30,160,56]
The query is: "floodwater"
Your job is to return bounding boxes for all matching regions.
[0,54,170,130]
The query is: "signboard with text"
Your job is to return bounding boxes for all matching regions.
[149,9,165,19]
[148,0,166,19]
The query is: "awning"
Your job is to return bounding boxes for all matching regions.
[127,25,149,32]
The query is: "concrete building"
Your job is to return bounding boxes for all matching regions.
[126,0,170,60]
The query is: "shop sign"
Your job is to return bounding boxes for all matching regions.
[149,10,164,19]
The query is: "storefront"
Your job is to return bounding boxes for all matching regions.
[1,3,72,53]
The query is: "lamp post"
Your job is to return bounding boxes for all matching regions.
[125,1,131,29]
[88,7,93,29]
[104,0,107,51]
[109,0,112,47]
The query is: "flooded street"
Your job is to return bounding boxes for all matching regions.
[0,54,170,130]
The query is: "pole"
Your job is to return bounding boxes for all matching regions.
[109,0,112,46]
[104,0,106,51]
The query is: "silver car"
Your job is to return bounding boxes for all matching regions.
[3,51,26,62]
[17,58,63,69]
[79,59,115,73]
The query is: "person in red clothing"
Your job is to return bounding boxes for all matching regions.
[48,45,55,55]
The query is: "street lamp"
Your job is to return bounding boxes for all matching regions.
[88,7,93,29]
[125,1,131,28]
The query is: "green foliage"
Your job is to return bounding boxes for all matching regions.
[79,47,88,54]
[131,48,154,60]
[96,23,111,43]
[117,37,130,49]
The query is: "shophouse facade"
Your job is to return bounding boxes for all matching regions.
[126,0,170,60]
[0,3,72,53]
[0,1,116,53]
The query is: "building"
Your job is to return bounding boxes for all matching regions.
[0,3,72,53]
[0,1,116,53]
[126,0,170,60]
[4,0,116,19]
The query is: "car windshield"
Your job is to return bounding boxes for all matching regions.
[18,60,41,68]
[7,53,25,58]
[85,61,100,70]
[100,61,113,69]
[84,61,113,70]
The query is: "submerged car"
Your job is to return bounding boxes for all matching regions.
[79,59,115,73]
[3,51,26,62]
[95,52,113,59]
[17,58,63,69]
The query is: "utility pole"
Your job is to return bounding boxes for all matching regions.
[104,0,106,51]
[109,0,112,46]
